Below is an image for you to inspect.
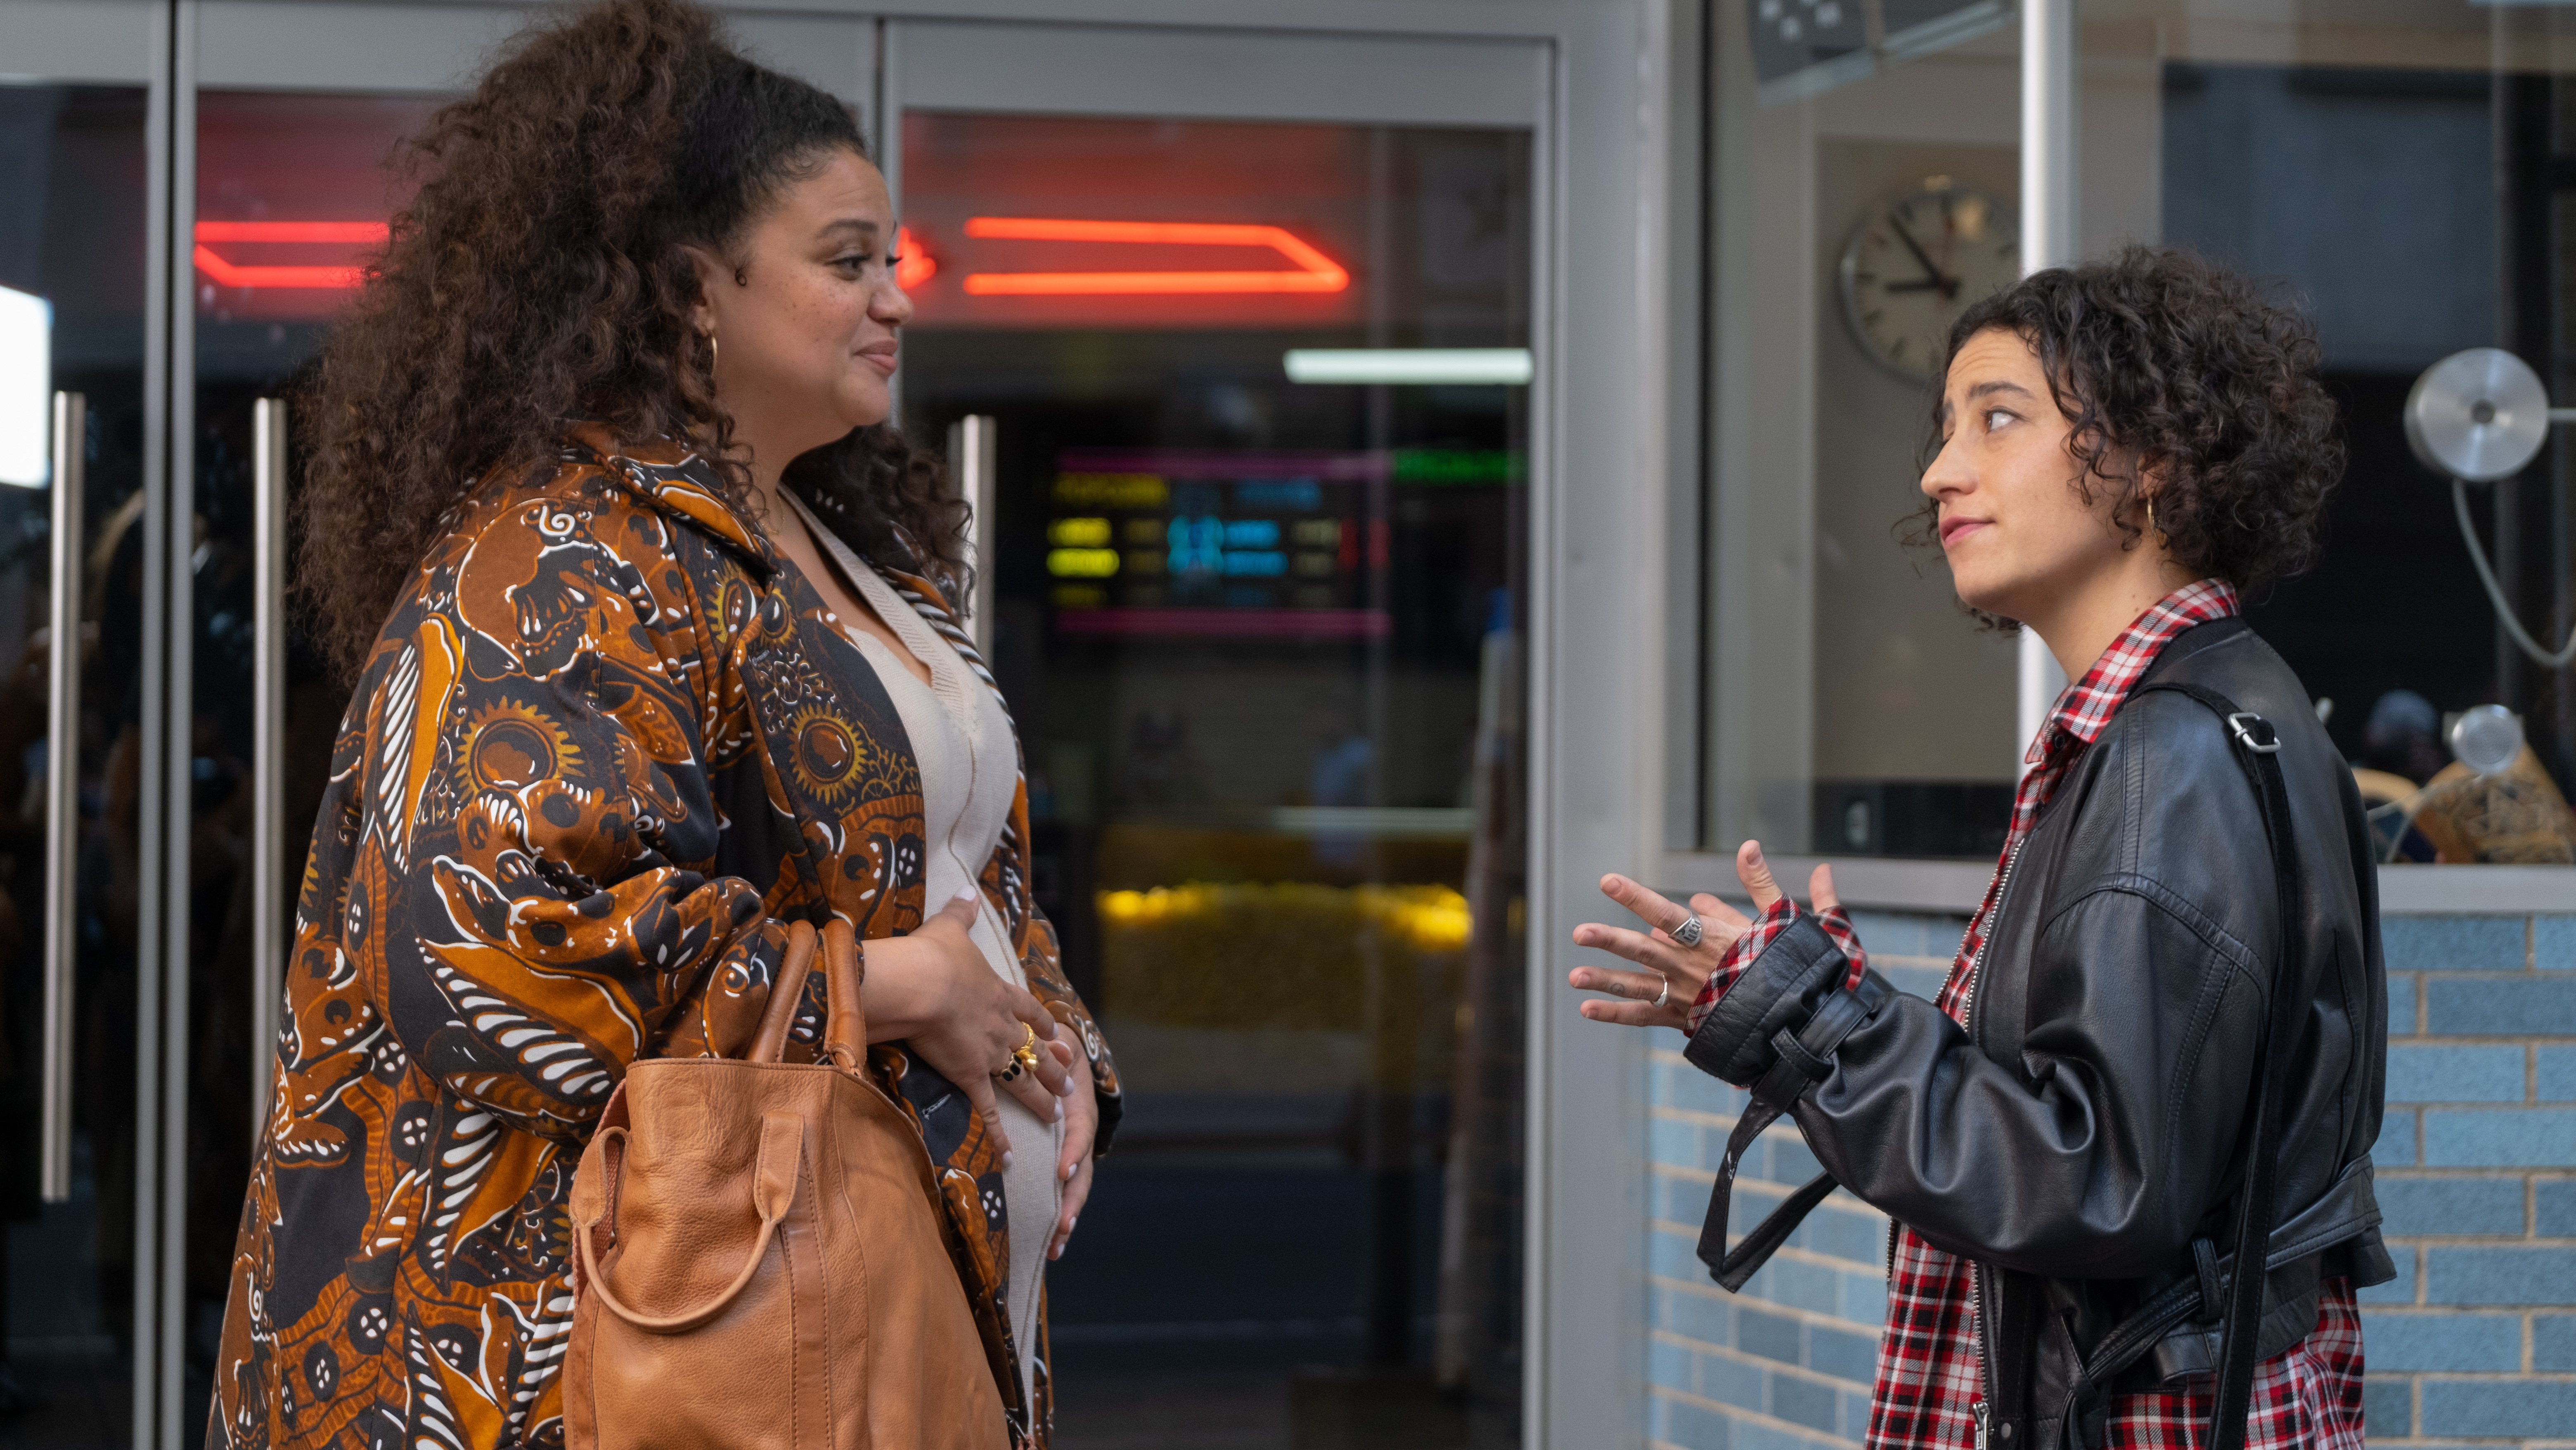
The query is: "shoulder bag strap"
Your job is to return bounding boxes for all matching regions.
[2126,681,2306,1450]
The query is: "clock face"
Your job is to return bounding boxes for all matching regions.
[1839,184,2021,381]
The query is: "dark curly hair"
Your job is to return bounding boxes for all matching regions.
[298,0,967,681]
[1907,246,2344,623]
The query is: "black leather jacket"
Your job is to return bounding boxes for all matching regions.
[1686,618,2391,1449]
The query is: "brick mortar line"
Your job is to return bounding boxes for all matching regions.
[1647,1385,1863,1450]
[1695,1337,1876,1396]
[1650,1326,1880,1395]
[2378,1372,2576,1380]
[1651,1272,1887,1334]
[2390,1038,2576,1046]
[2376,1235,2576,1243]
[2375,1169,2576,1176]
[2388,1099,2576,1106]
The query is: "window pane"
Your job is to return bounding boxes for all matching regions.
[2083,0,2576,863]
[900,113,1531,1444]
[1707,0,2024,858]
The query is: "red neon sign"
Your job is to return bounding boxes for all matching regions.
[959,218,1348,296]
[194,220,389,289]
[896,226,937,289]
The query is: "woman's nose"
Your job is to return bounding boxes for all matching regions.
[1920,438,1972,499]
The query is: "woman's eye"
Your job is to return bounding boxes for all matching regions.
[1984,408,2015,431]
[834,254,874,274]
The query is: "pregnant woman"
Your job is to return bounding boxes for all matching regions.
[210,3,1118,1446]
[1571,249,2386,1450]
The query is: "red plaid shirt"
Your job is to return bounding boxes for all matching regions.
[1700,581,2365,1450]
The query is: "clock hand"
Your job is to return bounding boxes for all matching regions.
[1888,216,1959,297]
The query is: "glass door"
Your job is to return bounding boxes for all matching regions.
[0,1,159,1442]
[890,24,1541,1448]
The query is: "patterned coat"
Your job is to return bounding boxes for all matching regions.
[212,424,1119,1450]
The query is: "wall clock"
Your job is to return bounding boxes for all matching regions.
[1838,180,2020,381]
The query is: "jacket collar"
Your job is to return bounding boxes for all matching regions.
[561,420,779,578]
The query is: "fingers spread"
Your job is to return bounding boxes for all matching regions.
[1577,997,1671,1028]
[1736,840,1782,909]
[1691,892,1752,933]
[1567,965,1673,1005]
[1598,874,1690,936]
[1570,923,1687,974]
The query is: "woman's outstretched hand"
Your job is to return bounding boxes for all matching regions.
[1567,841,1839,1029]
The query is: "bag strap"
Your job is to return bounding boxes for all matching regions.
[2123,681,2306,1450]
[1695,976,1880,1290]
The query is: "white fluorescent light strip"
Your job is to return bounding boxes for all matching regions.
[0,284,52,488]
[1282,348,1533,386]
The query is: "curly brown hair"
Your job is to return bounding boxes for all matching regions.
[1907,246,2344,622]
[297,0,967,681]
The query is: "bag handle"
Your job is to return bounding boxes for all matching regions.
[747,922,821,1064]
[744,919,866,1067]
[819,918,866,1065]
[574,1111,803,1334]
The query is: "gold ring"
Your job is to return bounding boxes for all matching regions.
[995,1024,1041,1081]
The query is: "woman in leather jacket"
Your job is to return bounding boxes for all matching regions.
[1571,249,2388,1450]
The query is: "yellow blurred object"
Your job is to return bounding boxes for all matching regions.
[1047,516,1112,547]
[1098,882,1471,1037]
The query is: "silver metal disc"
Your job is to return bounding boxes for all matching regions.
[2450,704,2524,777]
[2405,348,2550,483]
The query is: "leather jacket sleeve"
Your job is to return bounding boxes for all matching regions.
[1689,855,2277,1281]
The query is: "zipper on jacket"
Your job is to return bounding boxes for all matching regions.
[1962,839,2022,1445]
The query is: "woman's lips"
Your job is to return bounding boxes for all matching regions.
[1940,517,1990,548]
[858,343,899,376]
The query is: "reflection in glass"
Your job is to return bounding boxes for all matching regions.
[0,78,150,1444]
[2084,0,2576,861]
[903,113,1530,1447]
[185,90,441,1443]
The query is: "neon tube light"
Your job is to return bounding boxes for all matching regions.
[194,220,390,289]
[896,226,937,289]
[961,218,1347,296]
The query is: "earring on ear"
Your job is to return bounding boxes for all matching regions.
[2147,496,2168,548]
[703,330,718,384]
[734,265,749,287]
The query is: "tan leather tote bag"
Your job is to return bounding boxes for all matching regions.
[564,919,1008,1450]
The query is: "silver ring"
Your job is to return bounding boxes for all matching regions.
[1653,978,1671,1010]
[1669,915,1705,949]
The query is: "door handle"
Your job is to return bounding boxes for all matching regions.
[251,398,288,1143]
[946,414,997,654]
[43,392,84,1204]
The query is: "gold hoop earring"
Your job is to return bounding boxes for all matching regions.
[703,330,718,384]
[2147,497,2168,548]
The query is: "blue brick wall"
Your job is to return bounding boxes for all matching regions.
[1644,908,2576,1450]
[2367,912,2576,1447]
